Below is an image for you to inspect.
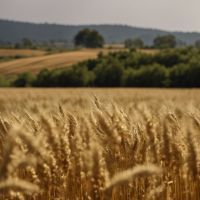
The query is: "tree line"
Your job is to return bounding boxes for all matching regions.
[1,47,199,88]
[1,28,200,50]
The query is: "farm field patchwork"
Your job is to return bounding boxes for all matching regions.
[0,88,199,199]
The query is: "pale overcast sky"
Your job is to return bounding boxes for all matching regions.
[0,0,200,32]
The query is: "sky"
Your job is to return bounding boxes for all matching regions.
[0,0,200,32]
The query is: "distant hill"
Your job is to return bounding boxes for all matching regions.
[0,19,200,45]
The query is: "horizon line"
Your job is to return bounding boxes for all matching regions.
[1,18,200,34]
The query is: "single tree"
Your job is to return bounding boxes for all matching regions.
[153,35,176,49]
[22,38,33,48]
[195,40,200,48]
[124,38,144,49]
[74,29,104,48]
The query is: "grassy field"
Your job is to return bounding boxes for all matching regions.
[0,88,199,199]
[0,48,123,75]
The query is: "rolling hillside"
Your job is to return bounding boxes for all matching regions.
[0,19,200,45]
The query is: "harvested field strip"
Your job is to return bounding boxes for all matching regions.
[0,49,46,57]
[0,49,122,75]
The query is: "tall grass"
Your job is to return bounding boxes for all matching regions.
[0,89,199,200]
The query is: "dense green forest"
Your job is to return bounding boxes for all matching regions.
[2,47,200,88]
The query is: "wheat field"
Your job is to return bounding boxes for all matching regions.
[0,88,199,200]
